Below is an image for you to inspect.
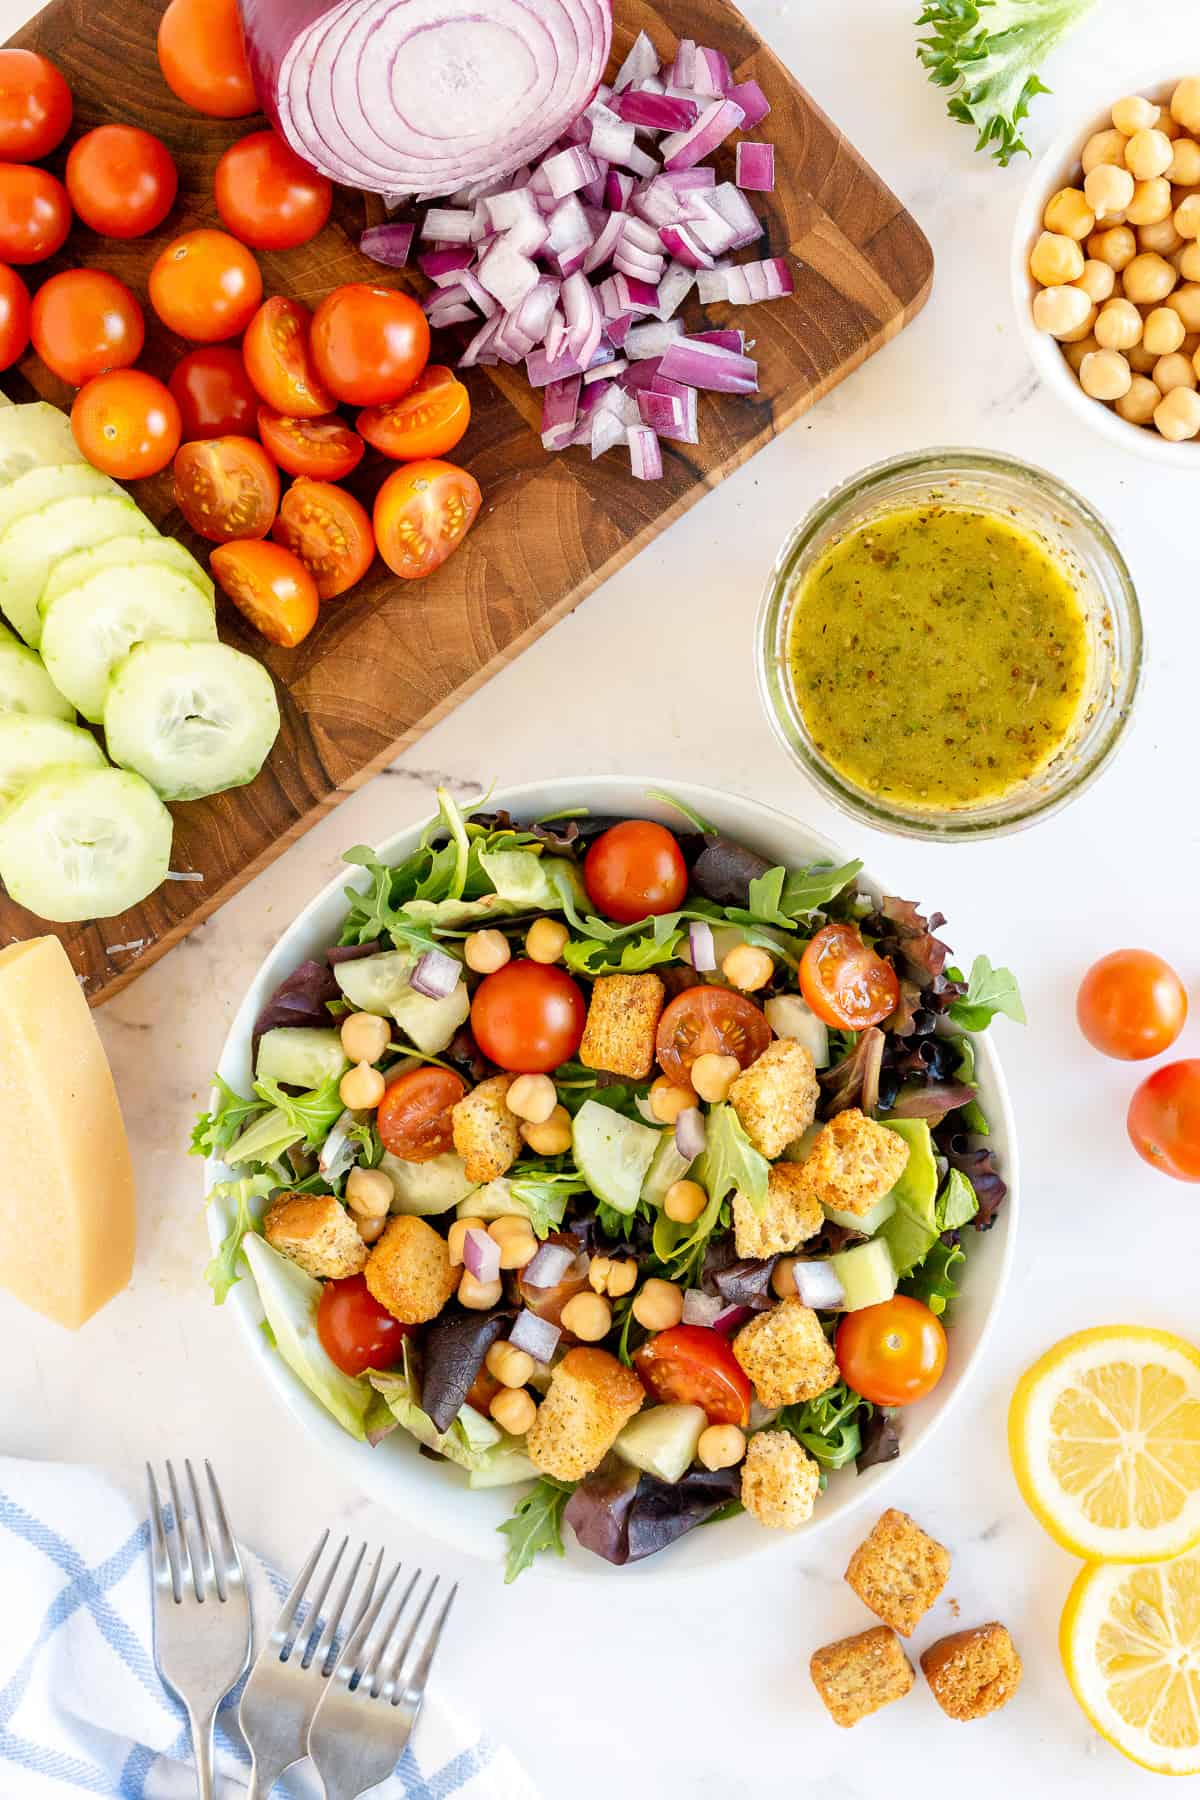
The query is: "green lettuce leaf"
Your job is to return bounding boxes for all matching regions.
[507,1168,588,1237]
[948,954,1026,1031]
[902,1237,967,1316]
[878,1119,940,1277]
[253,1073,347,1151]
[658,1104,766,1283]
[242,1233,375,1438]
[191,1075,264,1159]
[499,1477,575,1583]
[204,1173,276,1302]
[744,860,863,927]
[937,1168,980,1231]
[370,1347,535,1484]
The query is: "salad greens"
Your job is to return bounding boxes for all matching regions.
[499,1477,575,1583]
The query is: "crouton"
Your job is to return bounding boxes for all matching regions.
[733,1296,838,1408]
[451,1074,522,1183]
[733,1160,824,1259]
[845,1508,952,1636]
[921,1623,1022,1721]
[740,1430,820,1529]
[579,972,665,1080]
[263,1194,367,1281]
[798,1109,910,1217]
[364,1214,457,1324]
[526,1346,644,1482]
[810,1626,914,1728]
[728,1039,819,1158]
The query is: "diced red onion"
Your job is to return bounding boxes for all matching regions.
[546,195,591,259]
[648,374,698,442]
[478,238,539,308]
[628,425,662,480]
[612,29,659,93]
[510,1308,562,1363]
[604,170,634,211]
[590,110,636,165]
[660,224,715,269]
[655,261,695,321]
[623,143,659,179]
[656,336,759,393]
[723,256,795,304]
[706,182,764,249]
[638,388,686,438]
[606,311,633,347]
[505,212,550,258]
[693,47,732,96]
[544,309,567,364]
[682,1289,725,1328]
[582,212,625,275]
[421,207,475,243]
[634,182,684,229]
[792,1260,846,1311]
[736,141,775,192]
[670,38,697,90]
[626,318,685,359]
[692,328,744,351]
[318,1108,360,1180]
[359,223,415,267]
[523,1242,574,1288]
[419,246,474,280]
[541,375,581,451]
[586,357,625,382]
[713,1304,752,1337]
[426,299,476,328]
[696,265,732,304]
[592,408,626,458]
[614,273,660,315]
[543,146,601,200]
[618,357,663,393]
[726,79,771,129]
[659,166,717,193]
[411,947,460,999]
[516,275,561,344]
[459,313,502,368]
[485,188,540,234]
[616,90,699,132]
[619,213,662,256]
[675,1105,707,1160]
[614,243,664,284]
[688,919,716,970]
[463,1227,500,1286]
[661,98,745,172]
[563,271,604,365]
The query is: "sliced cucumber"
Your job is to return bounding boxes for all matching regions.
[615,1403,705,1483]
[572,1100,662,1215]
[385,1151,479,1216]
[256,1026,349,1089]
[0,403,85,483]
[0,494,155,646]
[828,1238,897,1312]
[0,625,74,721]
[40,566,217,723]
[0,464,118,541]
[333,949,413,1015]
[42,533,215,613]
[103,640,280,801]
[389,978,470,1056]
[0,713,106,806]
[0,764,172,921]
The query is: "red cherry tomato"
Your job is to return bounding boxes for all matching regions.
[317,1273,412,1376]
[584,820,688,923]
[634,1324,752,1426]
[376,1066,467,1161]
[71,370,181,480]
[373,458,481,580]
[0,49,71,162]
[800,922,900,1031]
[210,539,319,648]
[1128,1059,1200,1182]
[357,365,471,461]
[0,164,70,264]
[257,409,364,484]
[31,269,143,387]
[836,1296,948,1406]
[157,0,257,119]
[310,282,430,407]
[173,435,279,543]
[243,297,335,418]
[272,476,375,600]
[215,130,332,251]
[655,985,771,1087]
[1077,949,1187,1062]
[0,264,29,369]
[66,125,177,239]
[471,959,586,1074]
[168,347,259,441]
[149,229,262,343]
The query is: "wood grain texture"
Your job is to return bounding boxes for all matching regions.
[1,0,933,1002]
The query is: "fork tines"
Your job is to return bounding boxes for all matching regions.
[269,1530,381,1675]
[334,1561,458,1707]
[146,1458,245,1603]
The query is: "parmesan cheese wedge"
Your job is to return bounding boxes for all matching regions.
[0,936,135,1327]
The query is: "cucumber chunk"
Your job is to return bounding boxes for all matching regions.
[0,624,74,721]
[0,494,155,645]
[641,1127,694,1207]
[829,1239,898,1312]
[333,949,412,1015]
[0,764,172,921]
[256,1026,349,1089]
[40,566,217,723]
[823,1191,898,1236]
[389,979,470,1056]
[615,1403,706,1483]
[103,640,280,801]
[572,1100,662,1215]
[0,404,85,483]
[385,1151,479,1216]
[0,713,106,805]
[41,533,215,613]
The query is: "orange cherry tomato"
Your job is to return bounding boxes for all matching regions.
[0,49,71,162]
[836,1296,947,1406]
[168,347,259,440]
[242,297,335,418]
[1077,949,1187,1062]
[655,986,771,1087]
[800,922,900,1031]
[215,130,332,251]
[210,538,318,647]
[584,820,688,923]
[149,229,262,343]
[0,164,70,264]
[65,125,177,240]
[376,1066,467,1161]
[71,370,182,480]
[318,1273,412,1376]
[272,477,374,600]
[357,365,471,461]
[157,0,256,119]
[310,282,430,406]
[373,458,481,580]
[257,408,364,481]
[31,269,143,387]
[634,1324,752,1426]
[1127,1059,1200,1182]
[0,264,31,370]
[173,436,279,543]
[471,959,586,1073]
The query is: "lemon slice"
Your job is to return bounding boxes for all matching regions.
[1009,1325,1200,1562]
[1061,1548,1200,1775]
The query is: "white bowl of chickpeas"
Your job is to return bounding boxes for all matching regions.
[1014,74,1200,460]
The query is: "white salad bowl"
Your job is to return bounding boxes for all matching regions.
[206,778,1019,1580]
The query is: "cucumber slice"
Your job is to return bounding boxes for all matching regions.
[40,566,217,722]
[103,640,280,801]
[0,464,118,541]
[828,1238,898,1312]
[0,404,85,483]
[333,949,413,1015]
[0,713,106,805]
[615,1404,706,1483]
[41,534,215,613]
[389,979,470,1056]
[256,1026,349,1089]
[385,1151,479,1216]
[0,495,155,646]
[0,764,172,921]
[0,624,74,721]
[572,1099,662,1215]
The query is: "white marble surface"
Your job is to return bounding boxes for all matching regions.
[6,0,1200,1792]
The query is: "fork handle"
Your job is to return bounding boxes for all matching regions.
[188,1705,216,1800]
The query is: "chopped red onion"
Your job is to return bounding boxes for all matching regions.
[614,243,664,284]
[524,1241,574,1288]
[478,238,539,308]
[426,299,476,328]
[692,328,744,352]
[682,1289,725,1328]
[614,273,660,314]
[460,313,502,368]
[726,79,772,129]
[660,223,715,269]
[793,1260,846,1311]
[670,38,697,91]
[618,356,663,392]
[419,246,474,280]
[592,408,626,458]
[612,29,659,93]
[583,212,624,274]
[637,388,690,440]
[516,275,561,343]
[543,146,601,200]
[648,374,698,442]
[706,182,764,249]
[675,1106,707,1160]
[693,48,732,96]
[590,110,636,165]
[615,90,699,132]
[463,1227,500,1286]
[510,1308,562,1364]
[655,261,695,321]
[713,1304,752,1337]
[541,375,581,450]
[411,947,461,999]
[695,264,732,304]
[606,311,634,347]
[586,356,626,382]
[628,425,662,480]
[723,256,795,304]
[421,207,475,244]
[622,143,659,179]
[359,222,415,267]
[604,170,634,211]
[656,335,759,393]
[625,319,685,360]
[660,98,745,172]
[688,919,716,970]
[736,141,775,192]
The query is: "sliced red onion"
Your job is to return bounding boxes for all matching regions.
[411,947,461,999]
[656,336,759,393]
[612,29,659,93]
[541,375,581,451]
[359,222,415,267]
[626,318,685,359]
[727,79,771,129]
[675,1106,707,1160]
[628,425,662,481]
[616,90,699,132]
[682,1289,725,1328]
[510,1308,562,1364]
[736,142,775,192]
[463,1227,500,1286]
[793,1260,846,1312]
[688,919,716,970]
[523,1241,574,1288]
[660,98,745,172]
[713,1304,752,1337]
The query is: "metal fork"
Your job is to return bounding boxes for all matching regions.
[308,1560,458,1800]
[147,1460,253,1800]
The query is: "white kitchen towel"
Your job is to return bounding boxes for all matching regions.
[0,1456,538,1800]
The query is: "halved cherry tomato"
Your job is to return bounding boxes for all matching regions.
[215,130,332,251]
[471,959,586,1074]
[0,49,71,161]
[66,125,177,239]
[257,409,364,481]
[836,1296,947,1406]
[634,1324,752,1426]
[318,1273,412,1376]
[149,229,262,343]
[71,370,181,480]
[1128,1059,1200,1181]
[0,164,70,264]
[376,1066,467,1161]
[357,365,471,461]
[800,923,900,1031]
[273,477,374,600]
[168,347,258,441]
[157,0,256,119]
[243,297,335,418]
[31,269,143,387]
[374,458,481,580]
[0,265,30,370]
[584,820,688,924]
[656,985,771,1087]
[174,436,279,543]
[310,283,430,406]
[518,1236,591,1329]
[1077,949,1187,1062]
[210,539,318,647]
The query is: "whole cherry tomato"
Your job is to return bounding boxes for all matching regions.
[655,986,771,1087]
[174,436,279,542]
[634,1324,752,1425]
[149,229,262,342]
[31,269,143,387]
[242,297,334,418]
[157,0,256,119]
[800,923,900,1031]
[357,366,471,461]
[584,820,688,923]
[836,1296,948,1406]
[66,125,177,239]
[71,370,182,480]
[1128,1059,1200,1182]
[257,409,364,482]
[0,264,31,370]
[215,130,332,251]
[272,477,375,599]
[310,283,430,406]
[373,458,481,580]
[318,1273,412,1376]
[0,164,70,264]
[168,347,258,440]
[210,539,318,647]
[471,959,586,1073]
[1077,949,1187,1062]
[376,1066,466,1161]
[0,49,71,161]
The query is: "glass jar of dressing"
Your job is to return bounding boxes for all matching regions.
[756,449,1143,840]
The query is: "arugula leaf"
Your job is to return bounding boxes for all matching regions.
[745,859,863,927]
[937,1168,980,1232]
[948,954,1026,1032]
[204,1174,276,1303]
[658,1105,766,1285]
[253,1074,347,1151]
[778,1381,871,1471]
[564,916,684,975]
[499,1477,575,1582]
[643,789,718,836]
[902,1237,967,1316]
[191,1075,264,1159]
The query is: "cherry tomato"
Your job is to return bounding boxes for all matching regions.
[634,1324,752,1426]
[272,476,375,600]
[31,269,143,387]
[0,264,31,370]
[71,370,181,480]
[376,1066,467,1162]
[836,1296,948,1407]
[242,297,334,418]
[65,125,177,239]
[0,164,70,265]
[471,959,586,1074]
[0,49,71,162]
[310,283,430,407]
[168,347,258,441]
[174,436,279,543]
[149,229,262,343]
[215,130,332,251]
[518,1236,591,1329]
[210,539,318,647]
[584,820,688,924]
[157,0,256,119]
[655,985,771,1087]
[1128,1059,1200,1182]
[800,922,900,1031]
[357,365,471,461]
[257,409,365,482]
[374,458,481,580]
[1077,949,1187,1062]
[317,1273,412,1377]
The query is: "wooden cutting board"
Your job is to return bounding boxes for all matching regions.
[2,0,932,1003]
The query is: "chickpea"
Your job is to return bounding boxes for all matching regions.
[1123,251,1178,304]
[340,1010,390,1065]
[1127,177,1173,226]
[648,1076,696,1125]
[488,1215,538,1269]
[771,1255,799,1299]
[1154,351,1198,394]
[1082,127,1128,173]
[1127,341,1160,373]
[1180,242,1200,281]
[448,1215,486,1266]
[1125,128,1173,181]
[1175,194,1200,240]
[1028,229,1083,286]
[1087,225,1137,271]
[588,1254,613,1294]
[690,1051,741,1104]
[525,917,568,964]
[339,1061,385,1110]
[1083,163,1134,223]
[506,1072,558,1124]
[1170,139,1200,186]
[697,1424,747,1472]
[1112,94,1160,136]
[356,1214,387,1244]
[721,943,775,992]
[345,1165,394,1219]
[1139,216,1184,256]
[490,1386,537,1435]
[605,1258,637,1298]
[1060,306,1101,344]
[560,1291,613,1342]
[1115,374,1162,425]
[463,929,510,975]
[1043,186,1095,240]
[1168,282,1200,330]
[1075,259,1115,304]
[1094,298,1142,350]
[632,1277,684,1331]
[1155,384,1200,439]
[1079,349,1132,401]
[1171,77,1200,136]
[663,1179,709,1224]
[459,1269,504,1310]
[1144,305,1186,354]
[520,1104,573,1156]
[486,1340,535,1389]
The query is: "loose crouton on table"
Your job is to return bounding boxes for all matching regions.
[526,1347,644,1482]
[365,1214,457,1325]
[740,1430,820,1529]
[263,1193,367,1281]
[798,1108,910,1216]
[728,1038,820,1158]
[733,1295,838,1408]
[451,1074,522,1183]
[733,1160,824,1259]
[921,1623,1023,1721]
[579,972,665,1080]
[810,1625,915,1728]
[845,1508,952,1637]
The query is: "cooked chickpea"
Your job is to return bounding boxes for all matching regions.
[1079,349,1132,400]
[459,1270,504,1309]
[1127,177,1173,226]
[664,1179,709,1224]
[560,1291,613,1342]
[1175,194,1200,241]
[448,1216,486,1266]
[1155,384,1200,438]
[1082,127,1128,173]
[1154,351,1198,394]
[1032,283,1094,339]
[721,943,775,992]
[1123,251,1178,304]
[339,1061,386,1110]
[1030,231,1085,286]
[486,1340,535,1389]
[1061,305,1101,343]
[1115,374,1162,425]
[606,1258,637,1297]
[1179,242,1200,281]
[1094,297,1143,349]
[506,1073,558,1124]
[771,1255,799,1300]
[1087,225,1138,271]
[648,1076,696,1124]
[345,1166,394,1219]
[1170,139,1200,186]
[488,1215,538,1269]
[1043,186,1095,240]
[1169,281,1200,329]
[1112,94,1160,136]
[632,1277,684,1331]
[340,1010,390,1065]
[1075,259,1115,304]
[490,1387,537,1435]
[1125,128,1173,181]
[525,917,568,964]
[1127,341,1160,373]
[519,1104,573,1156]
[463,929,510,975]
[356,1214,386,1244]
[1083,163,1134,223]
[690,1051,741,1104]
[1062,332,1099,373]
[1139,216,1184,255]
[1171,77,1200,136]
[1143,305,1186,354]
[698,1424,747,1472]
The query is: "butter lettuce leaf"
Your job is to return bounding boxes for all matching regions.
[204,1173,276,1303]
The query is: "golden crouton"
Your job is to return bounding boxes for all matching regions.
[733,1296,838,1408]
[733,1161,824,1259]
[579,972,665,1080]
[740,1430,821,1529]
[799,1109,910,1216]
[845,1509,952,1637]
[263,1194,367,1281]
[811,1625,914,1728]
[921,1623,1023,1721]
[364,1214,457,1325]
[526,1346,644,1482]
[728,1039,819,1158]
[451,1074,522,1183]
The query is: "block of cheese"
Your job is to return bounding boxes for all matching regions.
[0,936,135,1327]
